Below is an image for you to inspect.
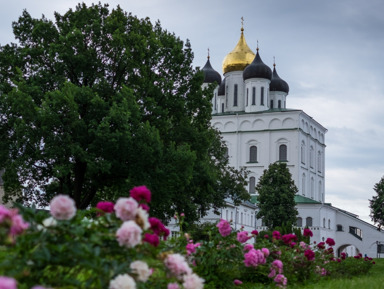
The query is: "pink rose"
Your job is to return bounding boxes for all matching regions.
[234,279,243,285]
[164,254,192,278]
[0,276,17,289]
[237,231,250,243]
[114,197,138,221]
[182,273,204,289]
[50,195,76,220]
[143,233,160,247]
[116,220,142,248]
[130,186,151,203]
[96,201,114,213]
[303,228,313,237]
[216,219,231,237]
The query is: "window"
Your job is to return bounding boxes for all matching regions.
[323,218,326,228]
[279,144,287,161]
[224,147,229,160]
[225,86,228,108]
[301,141,305,164]
[214,93,217,111]
[231,211,233,221]
[249,146,257,162]
[302,173,306,195]
[252,87,256,105]
[317,151,322,172]
[246,88,249,106]
[260,93,264,105]
[349,226,363,240]
[278,100,281,108]
[328,219,331,229]
[241,212,243,224]
[270,100,274,108]
[226,210,228,220]
[234,84,238,106]
[221,103,224,113]
[337,224,343,231]
[318,181,322,201]
[310,146,314,168]
[261,87,264,103]
[311,178,314,199]
[296,217,302,227]
[306,217,313,227]
[249,177,256,194]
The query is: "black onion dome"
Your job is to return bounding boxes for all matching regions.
[218,77,226,96]
[270,66,289,93]
[202,58,222,85]
[243,50,272,81]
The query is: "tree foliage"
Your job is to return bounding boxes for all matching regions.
[369,176,384,230]
[0,3,249,223]
[256,162,298,229]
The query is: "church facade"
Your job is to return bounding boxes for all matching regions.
[200,25,384,257]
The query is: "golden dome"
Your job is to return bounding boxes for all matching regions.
[222,28,255,74]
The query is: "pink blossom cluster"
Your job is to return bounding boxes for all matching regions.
[325,237,335,246]
[236,231,250,243]
[303,228,313,237]
[216,219,231,237]
[272,230,281,240]
[281,233,297,245]
[304,249,315,261]
[0,205,29,242]
[233,279,243,286]
[96,201,114,214]
[274,274,287,288]
[148,217,170,240]
[130,186,151,204]
[268,259,283,278]
[114,197,139,221]
[243,243,254,252]
[0,276,17,289]
[116,220,142,248]
[244,248,268,267]
[49,195,77,220]
[164,254,204,289]
[186,241,201,255]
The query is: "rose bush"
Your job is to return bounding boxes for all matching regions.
[0,186,204,289]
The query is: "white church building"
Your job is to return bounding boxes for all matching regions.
[200,25,384,257]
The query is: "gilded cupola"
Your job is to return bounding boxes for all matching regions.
[222,26,255,74]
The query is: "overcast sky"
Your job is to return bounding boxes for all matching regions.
[1,0,383,224]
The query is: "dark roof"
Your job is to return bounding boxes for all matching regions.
[243,51,272,81]
[270,66,289,93]
[202,58,222,85]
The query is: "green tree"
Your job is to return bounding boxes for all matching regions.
[369,176,384,230]
[256,162,298,229]
[0,3,249,223]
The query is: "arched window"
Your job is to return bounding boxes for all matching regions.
[252,87,256,105]
[301,141,305,164]
[249,146,257,162]
[279,144,287,161]
[246,88,249,106]
[318,181,322,201]
[214,93,217,111]
[323,218,326,228]
[261,87,264,103]
[233,84,238,106]
[225,86,228,107]
[221,103,224,113]
[296,217,302,227]
[224,147,229,160]
[260,93,264,105]
[306,217,313,227]
[328,219,331,229]
[317,151,322,172]
[311,178,314,199]
[302,173,306,195]
[249,177,256,194]
[278,100,281,108]
[310,146,314,168]
[270,100,274,108]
